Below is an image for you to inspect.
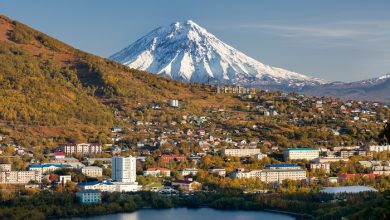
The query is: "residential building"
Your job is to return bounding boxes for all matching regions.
[53,151,65,159]
[232,164,307,183]
[0,164,12,171]
[172,180,201,192]
[143,168,171,177]
[310,163,330,174]
[28,164,71,175]
[179,168,198,177]
[82,166,103,178]
[369,145,390,152]
[78,181,116,192]
[112,156,137,183]
[208,168,226,177]
[222,148,261,157]
[0,171,41,184]
[60,143,102,155]
[261,164,307,183]
[232,168,262,179]
[76,190,101,204]
[284,148,320,161]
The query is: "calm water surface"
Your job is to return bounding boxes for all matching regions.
[70,208,295,220]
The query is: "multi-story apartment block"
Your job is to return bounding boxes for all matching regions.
[310,163,330,174]
[112,156,137,183]
[369,145,390,152]
[0,171,42,184]
[81,166,103,178]
[60,143,102,155]
[76,190,101,204]
[222,148,261,157]
[232,164,307,183]
[284,148,320,161]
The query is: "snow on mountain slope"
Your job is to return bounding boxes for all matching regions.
[302,73,390,102]
[110,20,325,88]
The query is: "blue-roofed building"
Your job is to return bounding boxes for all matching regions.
[283,148,320,161]
[78,180,116,192]
[321,186,378,194]
[266,163,300,170]
[28,163,71,174]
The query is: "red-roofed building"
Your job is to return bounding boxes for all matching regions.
[54,151,65,159]
[143,167,171,177]
[197,129,206,136]
[160,154,186,164]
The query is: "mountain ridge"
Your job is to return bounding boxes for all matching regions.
[110,20,326,89]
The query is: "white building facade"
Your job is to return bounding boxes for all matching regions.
[284,148,320,161]
[112,156,137,183]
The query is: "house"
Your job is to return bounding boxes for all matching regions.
[178,168,198,177]
[81,166,103,178]
[208,168,226,177]
[53,151,65,160]
[143,168,171,177]
[76,190,101,204]
[197,129,206,136]
[172,180,201,192]
[111,126,123,133]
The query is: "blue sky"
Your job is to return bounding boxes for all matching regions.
[1,0,390,82]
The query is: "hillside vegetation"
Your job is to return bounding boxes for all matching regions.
[0,15,238,147]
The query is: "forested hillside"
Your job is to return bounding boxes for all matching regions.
[0,15,238,147]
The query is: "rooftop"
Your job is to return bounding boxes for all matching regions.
[286,148,319,151]
[321,186,378,194]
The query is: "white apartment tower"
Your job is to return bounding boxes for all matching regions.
[112,156,137,183]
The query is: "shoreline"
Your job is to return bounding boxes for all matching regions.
[59,207,299,219]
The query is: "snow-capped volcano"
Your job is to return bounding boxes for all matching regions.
[110,20,325,88]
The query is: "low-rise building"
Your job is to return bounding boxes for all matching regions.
[28,164,71,175]
[81,166,103,178]
[143,168,171,177]
[179,168,198,177]
[222,148,261,157]
[0,171,42,184]
[208,168,226,177]
[172,180,201,192]
[78,181,116,192]
[284,148,320,161]
[76,190,101,204]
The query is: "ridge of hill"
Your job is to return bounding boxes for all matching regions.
[0,15,238,146]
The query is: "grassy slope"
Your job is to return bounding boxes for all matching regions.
[0,15,240,147]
